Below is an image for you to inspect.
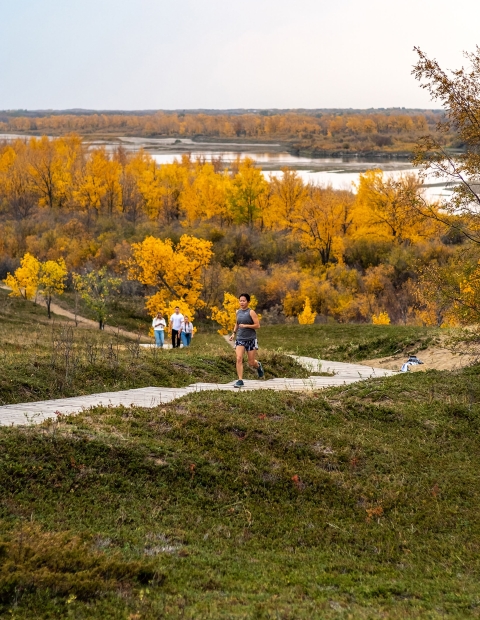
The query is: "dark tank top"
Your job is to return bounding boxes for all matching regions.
[236,308,256,340]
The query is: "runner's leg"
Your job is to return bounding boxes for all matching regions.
[236,345,245,380]
[247,349,260,370]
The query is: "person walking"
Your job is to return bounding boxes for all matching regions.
[180,315,194,347]
[169,306,184,348]
[152,312,166,348]
[229,293,264,388]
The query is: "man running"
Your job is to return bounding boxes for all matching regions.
[229,293,264,388]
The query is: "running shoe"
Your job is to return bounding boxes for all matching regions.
[257,361,264,378]
[234,379,244,388]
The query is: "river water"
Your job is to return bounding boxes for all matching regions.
[116,137,452,201]
[0,134,453,201]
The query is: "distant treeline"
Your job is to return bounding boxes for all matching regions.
[0,109,456,155]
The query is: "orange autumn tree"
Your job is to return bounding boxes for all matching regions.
[127,234,213,318]
[180,162,230,226]
[74,147,121,220]
[28,135,82,210]
[353,170,435,243]
[414,256,480,327]
[0,141,38,220]
[267,168,307,228]
[285,185,354,265]
[228,158,268,227]
[137,157,189,223]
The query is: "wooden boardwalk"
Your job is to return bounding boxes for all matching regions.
[0,357,396,427]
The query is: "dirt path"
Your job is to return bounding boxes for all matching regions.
[0,284,151,343]
[361,345,478,372]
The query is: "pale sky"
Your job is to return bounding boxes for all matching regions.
[0,0,478,110]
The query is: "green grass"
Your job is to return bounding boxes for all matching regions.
[0,290,307,406]
[50,291,442,362]
[1,366,479,618]
[53,291,153,335]
[259,324,441,362]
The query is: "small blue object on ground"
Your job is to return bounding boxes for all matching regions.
[234,380,245,388]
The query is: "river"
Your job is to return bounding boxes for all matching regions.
[116,137,452,201]
[0,134,454,201]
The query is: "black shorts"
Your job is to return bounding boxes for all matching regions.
[235,338,258,352]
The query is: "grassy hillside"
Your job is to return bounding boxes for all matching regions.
[1,366,479,618]
[0,290,306,405]
[259,324,440,362]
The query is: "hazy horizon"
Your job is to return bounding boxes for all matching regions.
[0,0,478,110]
[0,107,444,114]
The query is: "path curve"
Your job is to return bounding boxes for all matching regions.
[0,284,151,343]
[0,356,397,427]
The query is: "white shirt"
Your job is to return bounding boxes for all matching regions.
[152,317,166,331]
[182,320,193,334]
[170,312,184,331]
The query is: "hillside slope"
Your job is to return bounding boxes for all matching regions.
[1,366,479,618]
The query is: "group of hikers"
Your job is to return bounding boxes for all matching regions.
[152,306,194,349]
[151,293,264,388]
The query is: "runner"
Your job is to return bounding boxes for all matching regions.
[229,293,264,388]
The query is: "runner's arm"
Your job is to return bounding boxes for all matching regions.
[229,321,239,341]
[245,309,260,330]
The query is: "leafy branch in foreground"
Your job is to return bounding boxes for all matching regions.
[412,45,480,244]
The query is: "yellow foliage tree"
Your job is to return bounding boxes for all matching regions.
[180,162,230,225]
[137,159,188,223]
[284,185,354,265]
[372,311,391,325]
[415,257,480,326]
[127,234,213,317]
[354,170,434,243]
[28,135,81,210]
[38,258,68,318]
[74,147,121,219]
[210,292,258,335]
[298,297,317,324]
[267,168,307,228]
[0,141,38,219]
[4,253,41,300]
[228,158,268,227]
